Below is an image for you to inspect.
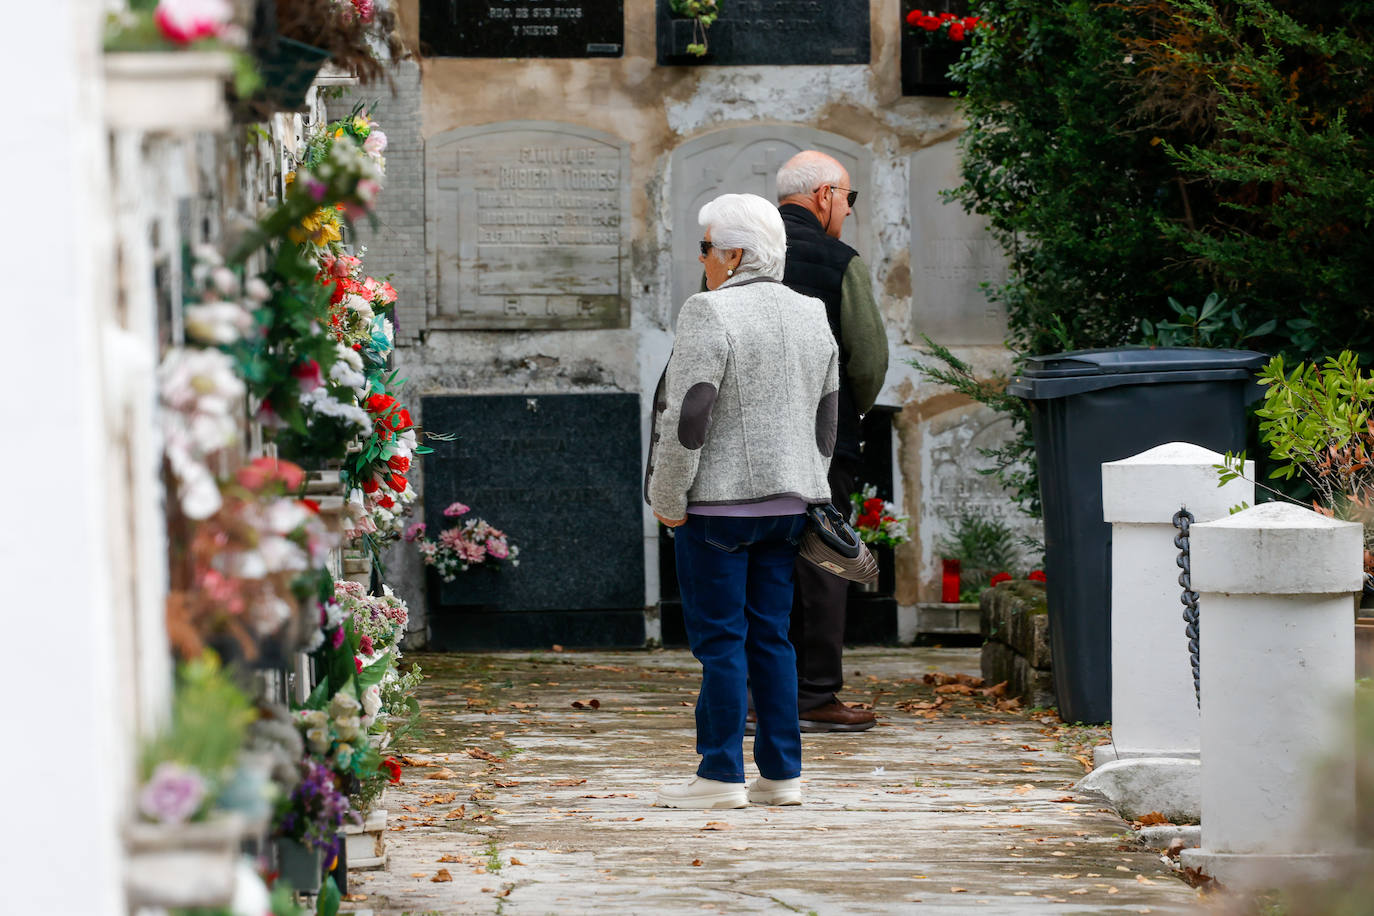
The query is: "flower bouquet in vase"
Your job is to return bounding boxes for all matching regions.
[408,501,521,606]
[849,485,910,594]
[901,8,986,96]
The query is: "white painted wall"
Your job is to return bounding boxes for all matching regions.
[1,0,126,910]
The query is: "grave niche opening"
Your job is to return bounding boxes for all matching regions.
[421,393,645,649]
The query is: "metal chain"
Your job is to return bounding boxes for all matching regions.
[1173,508,1201,708]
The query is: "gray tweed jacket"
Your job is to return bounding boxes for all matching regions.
[645,270,840,521]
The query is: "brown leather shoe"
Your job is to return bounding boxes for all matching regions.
[799,700,876,732]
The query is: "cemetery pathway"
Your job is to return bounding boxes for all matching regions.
[344,647,1204,915]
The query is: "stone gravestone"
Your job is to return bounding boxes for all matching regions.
[656,0,869,65]
[909,139,1009,345]
[669,126,872,320]
[426,121,631,330]
[421,393,645,649]
[420,0,624,58]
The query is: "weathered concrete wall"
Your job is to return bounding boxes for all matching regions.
[362,0,1041,640]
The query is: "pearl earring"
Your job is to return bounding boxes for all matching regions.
[726,268,734,276]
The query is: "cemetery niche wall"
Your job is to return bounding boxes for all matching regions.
[425,121,632,330]
[668,125,872,322]
[420,0,625,58]
[421,393,646,649]
[656,0,870,65]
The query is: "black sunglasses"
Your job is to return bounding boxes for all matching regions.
[699,239,715,257]
[815,185,858,207]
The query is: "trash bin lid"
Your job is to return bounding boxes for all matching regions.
[1006,347,1268,399]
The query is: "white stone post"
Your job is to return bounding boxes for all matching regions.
[1078,442,1253,821]
[1181,502,1362,887]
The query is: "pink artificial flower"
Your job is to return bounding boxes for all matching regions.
[153,0,231,44]
[486,538,509,560]
[352,0,375,22]
[139,762,206,825]
[363,130,388,156]
[444,502,470,518]
[354,656,364,675]
[331,626,346,649]
[457,539,486,564]
[359,634,374,655]
[377,282,398,304]
[404,522,426,542]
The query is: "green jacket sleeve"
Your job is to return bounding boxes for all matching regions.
[840,257,889,414]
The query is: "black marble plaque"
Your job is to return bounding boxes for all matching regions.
[656,0,869,66]
[421,393,644,614]
[421,0,624,58]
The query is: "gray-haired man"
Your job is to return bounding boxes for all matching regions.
[775,150,888,732]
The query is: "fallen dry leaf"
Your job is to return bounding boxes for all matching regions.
[400,755,434,767]
[496,886,513,897]
[1136,875,1155,885]
[467,747,502,762]
[432,869,452,883]
[1013,784,1034,795]
[700,821,732,831]
[1069,888,1089,895]
[691,859,703,867]
[342,894,367,902]
[1050,796,1076,803]
[552,777,587,787]
[1136,811,1170,826]
[510,856,525,866]
[437,854,465,863]
[426,767,458,780]
[571,699,602,709]
[552,644,565,652]
[444,805,468,819]
[935,684,976,696]
[409,872,427,878]
[494,780,520,788]
[951,887,968,893]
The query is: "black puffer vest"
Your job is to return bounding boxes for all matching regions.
[779,203,862,462]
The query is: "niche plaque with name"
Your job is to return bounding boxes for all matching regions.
[420,0,624,58]
[656,0,869,66]
[427,122,631,330]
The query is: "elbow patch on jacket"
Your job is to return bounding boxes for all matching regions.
[678,382,718,449]
[815,390,839,457]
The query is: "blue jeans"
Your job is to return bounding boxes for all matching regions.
[674,514,807,783]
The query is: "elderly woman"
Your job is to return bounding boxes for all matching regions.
[646,193,839,809]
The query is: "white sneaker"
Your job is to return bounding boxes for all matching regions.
[654,776,748,809]
[748,776,802,806]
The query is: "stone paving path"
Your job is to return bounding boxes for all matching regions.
[343,647,1203,915]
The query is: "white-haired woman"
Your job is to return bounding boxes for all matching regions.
[646,192,840,809]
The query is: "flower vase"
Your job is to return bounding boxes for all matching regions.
[276,837,324,894]
[103,52,235,133]
[342,808,388,870]
[124,813,246,908]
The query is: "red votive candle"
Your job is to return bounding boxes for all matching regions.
[941,558,961,603]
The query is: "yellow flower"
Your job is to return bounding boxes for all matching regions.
[333,128,345,139]
[284,170,295,188]
[353,116,370,134]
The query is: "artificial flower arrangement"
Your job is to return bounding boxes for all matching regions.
[136,653,256,827]
[904,9,986,45]
[849,485,912,549]
[668,0,722,58]
[273,0,405,86]
[406,502,521,582]
[166,456,337,662]
[103,0,262,98]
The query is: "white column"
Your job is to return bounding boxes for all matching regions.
[1,1,125,913]
[1181,502,1362,887]
[1078,442,1253,821]
[1103,442,1253,759]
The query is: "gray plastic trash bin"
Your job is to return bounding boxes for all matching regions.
[1006,347,1267,724]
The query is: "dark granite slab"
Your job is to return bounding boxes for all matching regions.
[420,0,624,58]
[656,0,869,66]
[421,393,644,615]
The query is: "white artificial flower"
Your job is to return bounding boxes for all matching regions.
[344,293,374,322]
[244,276,271,302]
[229,858,272,916]
[329,690,362,719]
[362,684,382,720]
[258,536,307,574]
[184,301,252,345]
[305,726,330,756]
[210,266,240,297]
[264,499,310,535]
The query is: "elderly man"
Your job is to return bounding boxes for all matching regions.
[775,150,889,733]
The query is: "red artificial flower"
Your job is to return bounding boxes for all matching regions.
[948,22,965,40]
[354,656,364,675]
[378,495,395,509]
[366,393,398,414]
[863,497,885,514]
[388,408,413,431]
[918,14,941,30]
[990,572,1013,586]
[301,498,320,514]
[858,511,881,530]
[361,477,381,494]
[387,474,407,493]
[381,757,402,785]
[905,9,921,25]
[388,455,411,473]
[938,11,955,19]
[1028,570,1047,583]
